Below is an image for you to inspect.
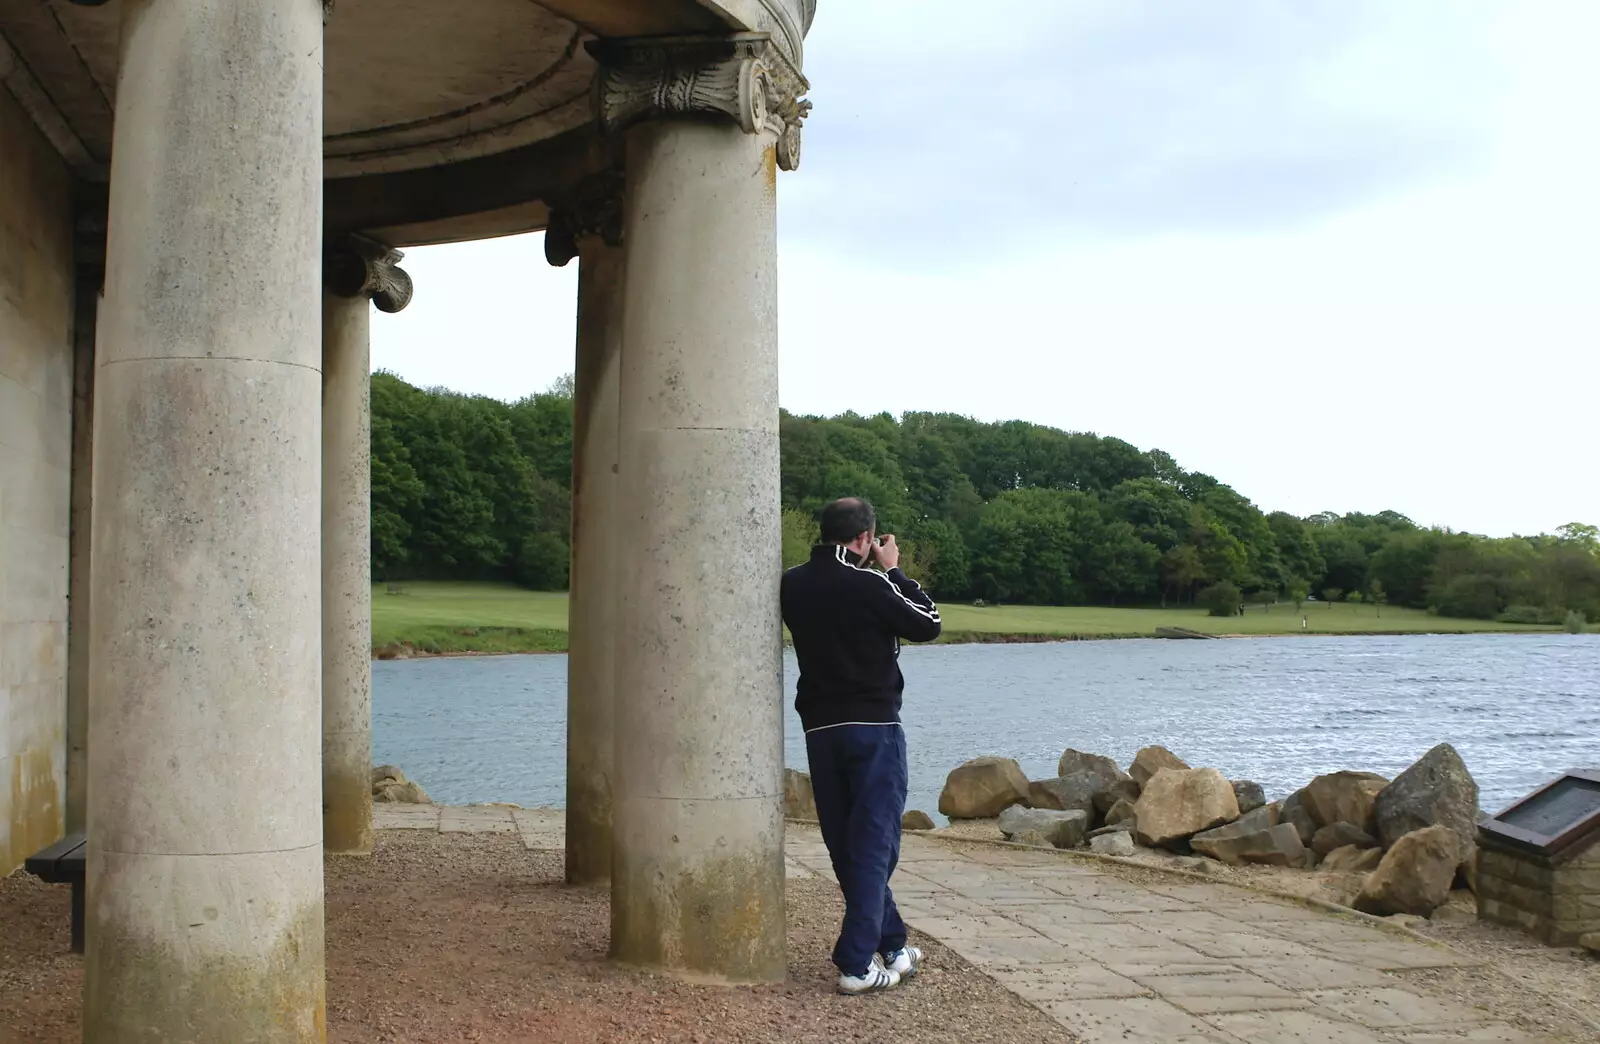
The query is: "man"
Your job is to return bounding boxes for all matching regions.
[780,497,942,995]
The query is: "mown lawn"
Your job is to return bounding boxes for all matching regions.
[938,599,1547,639]
[370,581,1548,655]
[371,582,569,654]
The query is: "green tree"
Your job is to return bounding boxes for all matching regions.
[1200,581,1242,618]
[1160,544,1206,606]
[781,508,818,570]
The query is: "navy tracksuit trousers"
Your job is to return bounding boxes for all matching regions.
[804,722,908,976]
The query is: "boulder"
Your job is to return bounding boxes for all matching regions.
[1129,745,1190,786]
[1579,932,1599,955]
[1280,791,1317,843]
[1233,824,1308,867]
[1312,821,1378,857]
[372,764,407,788]
[1353,825,1461,917]
[1058,749,1131,788]
[374,779,431,804]
[1232,780,1267,815]
[1372,744,1479,862]
[1094,778,1142,816]
[783,768,818,821]
[1091,831,1136,857]
[1132,767,1241,850]
[939,757,1030,819]
[1321,844,1384,874]
[998,806,1089,849]
[1103,797,1138,828]
[1028,771,1106,818]
[1189,807,1291,866]
[1303,771,1389,832]
[902,810,935,831]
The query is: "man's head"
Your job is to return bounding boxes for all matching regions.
[820,498,876,555]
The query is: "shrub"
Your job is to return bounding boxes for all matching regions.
[1566,610,1588,634]
[1497,605,1550,625]
[1433,574,1503,620]
[515,531,570,590]
[1200,581,1242,618]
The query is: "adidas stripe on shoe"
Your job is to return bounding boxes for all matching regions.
[838,954,900,996]
[882,946,922,979]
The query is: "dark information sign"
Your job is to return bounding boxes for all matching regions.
[1481,769,1600,860]
[1500,778,1600,837]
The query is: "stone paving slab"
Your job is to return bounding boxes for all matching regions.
[372,805,441,830]
[509,808,563,849]
[440,805,518,834]
[1307,987,1489,1031]
[1212,1008,1394,1043]
[379,809,1545,1044]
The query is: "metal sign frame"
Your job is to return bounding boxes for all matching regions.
[1477,769,1600,864]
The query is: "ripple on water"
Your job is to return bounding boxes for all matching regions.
[373,634,1600,825]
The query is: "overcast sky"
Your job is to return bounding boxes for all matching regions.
[372,0,1599,538]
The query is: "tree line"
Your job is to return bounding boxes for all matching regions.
[370,372,1600,624]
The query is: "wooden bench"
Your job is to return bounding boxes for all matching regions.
[24,833,86,953]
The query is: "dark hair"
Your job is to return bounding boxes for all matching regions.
[819,497,876,544]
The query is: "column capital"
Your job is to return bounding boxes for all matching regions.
[544,171,625,268]
[324,233,413,313]
[587,33,811,172]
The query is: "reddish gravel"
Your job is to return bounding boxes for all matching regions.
[1,831,1077,1043]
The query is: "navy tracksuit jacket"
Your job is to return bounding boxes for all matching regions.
[780,543,942,975]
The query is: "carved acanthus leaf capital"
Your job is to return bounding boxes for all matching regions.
[325,234,413,313]
[587,33,811,172]
[544,172,625,268]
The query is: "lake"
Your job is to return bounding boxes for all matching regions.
[373,634,1600,824]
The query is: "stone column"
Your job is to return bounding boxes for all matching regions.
[321,235,412,856]
[547,177,626,886]
[591,33,810,982]
[85,1,327,1039]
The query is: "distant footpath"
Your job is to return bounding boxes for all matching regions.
[369,581,1555,659]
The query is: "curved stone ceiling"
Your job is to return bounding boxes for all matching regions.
[322,0,596,177]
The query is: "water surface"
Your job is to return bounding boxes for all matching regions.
[374,634,1599,824]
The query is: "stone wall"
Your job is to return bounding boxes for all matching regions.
[1477,841,1600,946]
[0,85,75,875]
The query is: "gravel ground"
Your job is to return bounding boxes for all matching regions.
[1406,909,1600,1039]
[1,831,1078,1044]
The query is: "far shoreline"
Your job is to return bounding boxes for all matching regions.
[370,625,1570,661]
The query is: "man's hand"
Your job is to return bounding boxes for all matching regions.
[874,533,901,571]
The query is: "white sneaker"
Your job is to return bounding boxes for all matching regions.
[837,953,900,996]
[882,946,922,979]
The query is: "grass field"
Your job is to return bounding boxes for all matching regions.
[370,581,1550,656]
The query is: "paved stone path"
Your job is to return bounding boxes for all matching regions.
[376,805,1570,1044]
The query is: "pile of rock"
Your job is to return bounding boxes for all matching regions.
[937,741,1482,920]
[372,764,431,804]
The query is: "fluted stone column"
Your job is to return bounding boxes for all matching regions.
[322,235,412,856]
[85,0,327,1039]
[592,33,811,982]
[547,177,626,886]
